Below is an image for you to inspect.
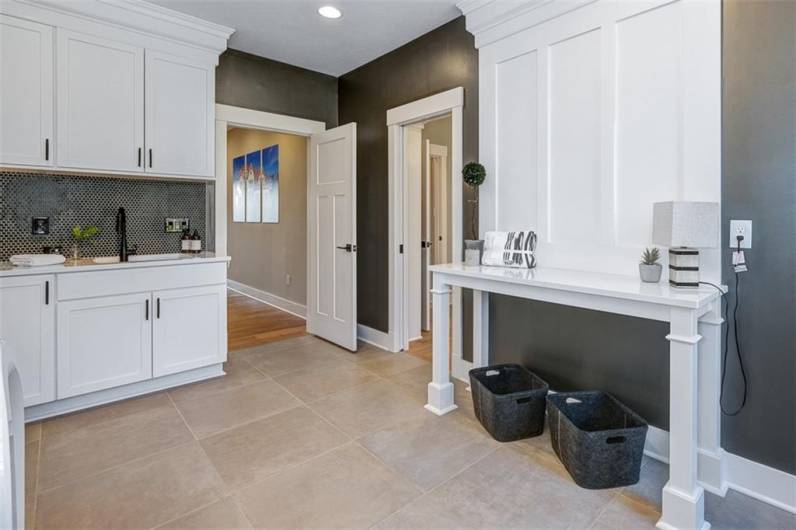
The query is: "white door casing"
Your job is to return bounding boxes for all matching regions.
[56,29,144,172]
[423,139,432,331]
[307,123,358,351]
[0,14,53,167]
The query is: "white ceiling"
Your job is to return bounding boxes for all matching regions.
[147,0,463,76]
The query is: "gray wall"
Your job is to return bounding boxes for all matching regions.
[217,49,338,128]
[720,0,795,474]
[226,129,308,305]
[0,171,207,261]
[338,16,478,336]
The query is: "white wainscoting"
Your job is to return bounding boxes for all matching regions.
[477,0,721,281]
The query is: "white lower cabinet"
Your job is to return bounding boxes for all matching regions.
[0,275,55,406]
[153,285,226,377]
[57,293,152,399]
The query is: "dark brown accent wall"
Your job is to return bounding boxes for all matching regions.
[720,0,795,474]
[217,49,338,128]
[338,16,478,333]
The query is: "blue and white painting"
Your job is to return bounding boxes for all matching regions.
[245,149,262,223]
[261,145,279,223]
[232,155,246,222]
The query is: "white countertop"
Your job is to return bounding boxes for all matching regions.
[430,262,722,309]
[0,252,230,278]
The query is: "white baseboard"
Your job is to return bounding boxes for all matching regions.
[357,324,395,351]
[643,425,795,514]
[227,280,306,319]
[26,364,224,422]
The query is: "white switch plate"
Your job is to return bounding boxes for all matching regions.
[729,220,752,248]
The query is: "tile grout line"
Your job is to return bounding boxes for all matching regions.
[166,390,200,441]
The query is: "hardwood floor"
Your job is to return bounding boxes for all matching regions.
[227,289,306,351]
[406,331,432,361]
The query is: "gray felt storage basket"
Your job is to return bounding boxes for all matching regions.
[547,391,648,489]
[469,364,549,442]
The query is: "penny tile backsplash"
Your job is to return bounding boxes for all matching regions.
[0,171,211,261]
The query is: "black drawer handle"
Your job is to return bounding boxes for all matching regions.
[45,139,49,161]
[156,298,160,318]
[145,299,149,320]
[138,147,142,167]
[149,148,153,168]
[45,280,49,305]
[606,436,626,445]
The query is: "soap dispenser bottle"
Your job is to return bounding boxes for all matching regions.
[190,230,202,254]
[180,229,191,253]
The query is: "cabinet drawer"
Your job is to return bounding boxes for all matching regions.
[58,262,226,301]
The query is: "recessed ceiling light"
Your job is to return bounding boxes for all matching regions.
[318,5,342,19]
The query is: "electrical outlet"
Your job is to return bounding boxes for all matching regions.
[729,220,752,248]
[285,274,292,286]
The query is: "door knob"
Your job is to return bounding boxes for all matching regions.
[336,244,357,252]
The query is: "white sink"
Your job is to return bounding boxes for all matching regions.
[92,253,197,264]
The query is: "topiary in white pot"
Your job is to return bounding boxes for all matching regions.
[639,247,662,283]
[463,162,486,266]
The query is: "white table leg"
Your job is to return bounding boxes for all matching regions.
[426,274,457,415]
[658,307,709,530]
[697,300,727,495]
[473,290,489,368]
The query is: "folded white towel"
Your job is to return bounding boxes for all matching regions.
[482,231,537,269]
[9,254,66,267]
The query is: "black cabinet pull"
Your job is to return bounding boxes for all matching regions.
[138,147,142,167]
[156,298,160,318]
[45,139,49,161]
[145,299,149,320]
[45,280,49,305]
[149,148,153,168]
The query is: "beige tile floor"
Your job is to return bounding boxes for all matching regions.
[25,335,795,530]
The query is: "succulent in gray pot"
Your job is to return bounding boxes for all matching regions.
[639,247,663,283]
[463,161,486,266]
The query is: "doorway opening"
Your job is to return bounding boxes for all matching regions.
[386,88,465,376]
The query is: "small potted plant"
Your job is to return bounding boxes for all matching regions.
[639,247,662,283]
[71,225,99,262]
[463,162,486,266]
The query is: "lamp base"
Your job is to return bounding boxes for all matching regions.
[668,248,700,289]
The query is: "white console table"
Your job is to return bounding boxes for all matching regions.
[427,263,725,530]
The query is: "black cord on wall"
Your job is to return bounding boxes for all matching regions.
[700,272,748,416]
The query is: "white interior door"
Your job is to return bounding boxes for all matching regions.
[307,123,357,351]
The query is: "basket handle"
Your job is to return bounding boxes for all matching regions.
[516,397,531,404]
[606,436,626,444]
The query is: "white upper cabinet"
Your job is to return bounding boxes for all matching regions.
[56,30,145,173]
[145,51,215,177]
[0,1,232,179]
[0,14,53,167]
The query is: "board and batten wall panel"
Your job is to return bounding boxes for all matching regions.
[478,0,720,280]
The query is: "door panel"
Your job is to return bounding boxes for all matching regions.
[152,285,226,377]
[57,30,144,172]
[57,293,152,398]
[145,51,214,177]
[308,123,357,350]
[0,15,53,167]
[0,276,55,406]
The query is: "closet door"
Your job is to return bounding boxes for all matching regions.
[57,30,144,172]
[145,50,215,177]
[0,15,53,167]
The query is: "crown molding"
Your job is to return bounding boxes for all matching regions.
[456,0,596,48]
[4,0,234,55]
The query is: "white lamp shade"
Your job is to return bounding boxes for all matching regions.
[652,201,719,248]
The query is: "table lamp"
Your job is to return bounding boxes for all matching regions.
[652,201,719,288]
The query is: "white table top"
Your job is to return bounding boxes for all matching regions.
[430,263,722,309]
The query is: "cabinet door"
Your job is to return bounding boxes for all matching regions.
[0,275,55,406]
[57,30,144,172]
[153,285,226,377]
[145,50,214,177]
[0,15,53,167]
[57,293,152,398]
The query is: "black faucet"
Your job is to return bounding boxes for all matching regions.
[115,207,137,262]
